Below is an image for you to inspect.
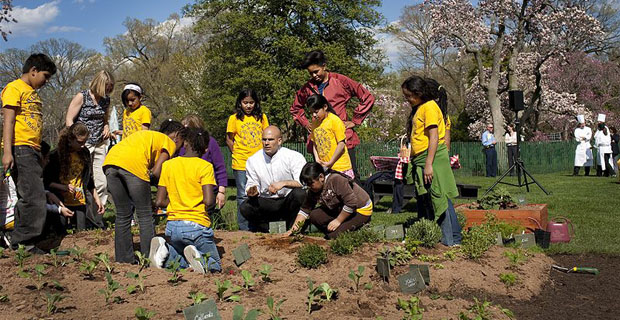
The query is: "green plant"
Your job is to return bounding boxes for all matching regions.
[348,265,365,292]
[459,297,492,320]
[0,247,6,258]
[18,264,47,290]
[98,272,121,304]
[461,225,496,260]
[433,263,445,269]
[364,282,373,290]
[45,293,64,315]
[241,270,255,290]
[378,246,397,267]
[215,279,241,302]
[135,307,156,320]
[476,187,516,210]
[232,305,260,320]
[499,273,518,287]
[456,210,467,229]
[417,254,440,263]
[49,249,61,267]
[199,252,211,272]
[404,239,423,255]
[259,264,272,282]
[329,228,380,255]
[135,251,150,272]
[80,259,99,279]
[504,248,529,268]
[126,271,146,294]
[95,253,114,273]
[290,220,306,243]
[443,248,459,261]
[188,291,208,305]
[406,219,442,248]
[263,296,285,320]
[297,243,328,269]
[392,246,413,265]
[0,294,8,302]
[165,257,185,284]
[397,296,424,320]
[306,279,322,314]
[14,244,31,270]
[318,282,337,301]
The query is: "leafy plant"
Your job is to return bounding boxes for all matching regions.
[45,293,64,315]
[476,187,516,210]
[406,219,442,248]
[504,248,529,268]
[404,239,423,255]
[215,279,241,302]
[289,220,306,243]
[329,228,380,255]
[397,296,424,320]
[259,264,272,282]
[199,252,211,272]
[0,294,8,302]
[456,210,467,229]
[0,247,6,258]
[69,246,86,262]
[188,291,208,305]
[98,272,121,304]
[348,265,365,292]
[443,248,460,261]
[126,271,146,294]
[14,244,31,270]
[306,279,322,314]
[433,263,445,269]
[241,270,255,290]
[135,251,150,272]
[459,297,492,320]
[18,264,47,290]
[49,249,64,268]
[318,282,337,301]
[165,257,185,284]
[378,246,396,267]
[232,305,260,320]
[263,296,285,320]
[499,273,518,287]
[80,259,99,279]
[95,253,114,273]
[297,243,328,269]
[135,307,156,320]
[392,246,413,265]
[418,254,440,263]
[461,225,496,260]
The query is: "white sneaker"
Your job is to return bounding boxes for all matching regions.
[183,245,206,274]
[148,237,168,269]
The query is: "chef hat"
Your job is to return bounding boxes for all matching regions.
[577,115,585,124]
[597,113,606,122]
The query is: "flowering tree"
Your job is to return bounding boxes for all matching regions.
[426,0,604,140]
[0,0,16,41]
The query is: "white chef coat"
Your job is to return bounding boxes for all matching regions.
[574,127,593,167]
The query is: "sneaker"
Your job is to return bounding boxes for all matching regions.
[148,237,168,269]
[183,245,206,274]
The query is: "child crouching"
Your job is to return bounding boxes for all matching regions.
[150,127,221,273]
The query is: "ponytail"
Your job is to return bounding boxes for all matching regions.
[402,76,449,140]
[306,94,336,114]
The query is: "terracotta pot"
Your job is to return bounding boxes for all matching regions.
[455,203,548,232]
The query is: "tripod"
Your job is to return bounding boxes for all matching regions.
[484,111,550,196]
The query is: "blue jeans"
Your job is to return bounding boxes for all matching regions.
[438,199,462,246]
[164,220,221,272]
[233,170,249,231]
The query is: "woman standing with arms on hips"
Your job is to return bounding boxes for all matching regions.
[65,70,114,218]
[505,125,518,176]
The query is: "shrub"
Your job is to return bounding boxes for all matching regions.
[329,228,379,255]
[456,211,467,229]
[297,244,328,269]
[476,187,516,210]
[461,225,495,260]
[406,219,442,248]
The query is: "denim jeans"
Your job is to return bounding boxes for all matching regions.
[437,198,462,246]
[164,220,221,272]
[105,166,154,263]
[11,146,48,247]
[233,170,249,231]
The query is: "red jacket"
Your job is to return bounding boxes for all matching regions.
[290,72,375,149]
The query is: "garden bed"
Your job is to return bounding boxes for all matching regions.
[456,203,549,232]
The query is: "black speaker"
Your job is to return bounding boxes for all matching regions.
[509,90,524,111]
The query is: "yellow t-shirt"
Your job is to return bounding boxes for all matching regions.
[104,130,177,182]
[410,100,446,156]
[311,112,352,172]
[159,157,216,228]
[60,153,86,206]
[446,116,451,131]
[1,79,43,149]
[122,105,152,139]
[226,113,269,170]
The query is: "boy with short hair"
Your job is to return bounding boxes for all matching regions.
[1,53,57,253]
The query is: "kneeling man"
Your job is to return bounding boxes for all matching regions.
[240,126,307,231]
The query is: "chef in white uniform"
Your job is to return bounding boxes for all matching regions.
[594,113,614,177]
[574,114,593,176]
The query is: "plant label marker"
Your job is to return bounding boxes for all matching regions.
[397,269,426,294]
[183,299,222,320]
[384,225,404,240]
[409,264,430,286]
[514,233,536,249]
[233,243,251,266]
[372,225,385,239]
[495,232,504,246]
[376,257,390,282]
[269,221,287,234]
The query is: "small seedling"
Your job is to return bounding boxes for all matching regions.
[45,293,64,315]
[232,305,260,320]
[318,282,337,302]
[135,251,150,272]
[199,252,211,272]
[259,264,272,282]
[392,246,413,266]
[263,296,285,320]
[417,254,440,263]
[348,265,365,292]
[98,272,121,304]
[499,273,518,287]
[188,291,208,305]
[135,307,156,320]
[378,247,396,267]
[397,296,424,320]
[69,246,86,262]
[433,263,445,269]
[80,259,99,279]
[0,247,6,258]
[465,297,491,320]
[404,239,423,255]
[93,228,106,245]
[364,283,373,290]
[95,253,114,273]
[49,249,61,267]
[0,294,8,302]
[165,257,185,285]
[290,220,306,243]
[126,271,146,294]
[18,264,47,290]
[306,279,322,314]
[504,248,528,268]
[50,280,64,291]
[443,248,459,261]
[14,244,31,269]
[215,279,241,302]
[241,270,255,290]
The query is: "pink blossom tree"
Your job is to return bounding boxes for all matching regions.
[0,0,16,41]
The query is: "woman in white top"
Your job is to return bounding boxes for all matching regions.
[594,123,613,177]
[505,125,518,176]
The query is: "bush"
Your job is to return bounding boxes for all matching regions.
[329,228,380,256]
[297,244,328,269]
[406,219,442,248]
[461,224,495,259]
[477,187,516,210]
[456,211,467,229]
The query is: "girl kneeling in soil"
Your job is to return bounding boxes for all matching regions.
[103,119,184,263]
[150,127,222,273]
[44,123,105,231]
[287,162,372,239]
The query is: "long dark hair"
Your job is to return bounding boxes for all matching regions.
[181,127,210,156]
[235,88,263,121]
[121,82,143,108]
[300,162,325,186]
[306,94,336,114]
[402,75,448,140]
[57,123,90,179]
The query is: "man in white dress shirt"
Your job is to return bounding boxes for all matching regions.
[573,115,593,176]
[240,126,308,232]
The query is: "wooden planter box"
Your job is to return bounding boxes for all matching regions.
[455,203,548,232]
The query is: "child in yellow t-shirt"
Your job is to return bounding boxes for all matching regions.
[150,127,221,273]
[225,89,269,231]
[113,83,152,139]
[1,54,57,252]
[44,123,105,231]
[104,119,184,263]
[306,94,353,179]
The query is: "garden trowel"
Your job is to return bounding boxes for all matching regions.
[552,264,599,275]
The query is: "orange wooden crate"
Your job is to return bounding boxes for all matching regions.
[456,204,548,232]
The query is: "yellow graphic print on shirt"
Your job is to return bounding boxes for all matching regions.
[1,79,43,149]
[60,153,86,206]
[122,105,152,138]
[226,114,269,170]
[311,112,352,172]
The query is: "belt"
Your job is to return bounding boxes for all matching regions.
[507,144,517,147]
[484,146,495,149]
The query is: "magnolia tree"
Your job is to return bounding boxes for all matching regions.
[0,0,15,41]
[426,0,604,140]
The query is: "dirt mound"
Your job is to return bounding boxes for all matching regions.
[0,230,558,319]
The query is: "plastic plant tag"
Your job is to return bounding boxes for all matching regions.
[495,232,504,246]
[385,225,405,240]
[514,233,536,249]
[397,269,426,294]
[372,225,385,239]
[233,243,251,266]
[183,299,222,320]
[269,221,287,234]
[376,257,390,282]
[409,264,430,285]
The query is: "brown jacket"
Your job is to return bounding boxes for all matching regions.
[301,172,370,214]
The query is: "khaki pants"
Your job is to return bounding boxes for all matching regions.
[87,141,109,206]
